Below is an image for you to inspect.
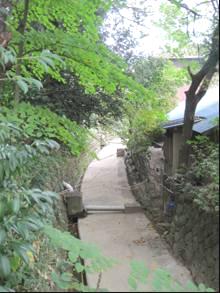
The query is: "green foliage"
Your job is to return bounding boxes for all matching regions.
[44,225,117,292]
[157,1,217,58]
[157,3,194,57]
[128,260,149,290]
[0,103,89,156]
[127,260,214,292]
[0,122,59,290]
[131,57,188,94]
[0,122,60,182]
[0,46,60,94]
[2,0,175,148]
[42,227,215,292]
[5,0,149,101]
[0,46,16,69]
[127,109,166,153]
[123,57,187,151]
[25,73,124,127]
[0,2,217,292]
[186,136,219,212]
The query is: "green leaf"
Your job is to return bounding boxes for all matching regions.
[68,250,79,263]
[75,262,84,273]
[128,276,138,290]
[60,272,73,282]
[0,229,6,245]
[10,255,21,272]
[51,272,72,290]
[11,198,20,214]
[16,79,29,94]
[0,255,11,278]
[29,78,43,90]
[0,201,7,219]
[0,286,11,292]
[14,244,33,264]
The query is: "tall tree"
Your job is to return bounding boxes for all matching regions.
[160,0,219,166]
[1,0,155,108]
[182,23,219,164]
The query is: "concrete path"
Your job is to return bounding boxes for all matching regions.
[78,138,191,292]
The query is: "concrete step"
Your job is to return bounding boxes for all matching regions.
[84,203,143,214]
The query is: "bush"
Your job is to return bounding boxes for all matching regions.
[0,123,60,291]
[0,102,89,156]
[187,136,219,212]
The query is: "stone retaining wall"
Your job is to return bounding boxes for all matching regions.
[165,189,219,290]
[125,147,164,224]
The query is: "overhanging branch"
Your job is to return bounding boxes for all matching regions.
[167,0,201,17]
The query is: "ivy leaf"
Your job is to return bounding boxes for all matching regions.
[75,262,84,273]
[0,255,11,278]
[16,79,29,94]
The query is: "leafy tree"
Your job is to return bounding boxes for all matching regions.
[0,0,166,134]
[0,122,59,291]
[1,0,151,103]
[23,73,124,127]
[161,0,219,165]
[129,56,188,106]
[102,0,154,63]
[122,56,188,151]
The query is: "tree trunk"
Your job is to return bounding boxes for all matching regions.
[179,23,219,167]
[179,93,197,165]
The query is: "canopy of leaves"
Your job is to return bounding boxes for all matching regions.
[4,0,151,102]
[23,73,124,127]
[158,0,219,57]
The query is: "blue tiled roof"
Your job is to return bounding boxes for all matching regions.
[163,86,219,133]
[193,115,218,133]
[163,117,202,129]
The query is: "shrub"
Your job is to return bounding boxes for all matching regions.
[187,136,219,212]
[0,103,89,156]
[0,123,60,291]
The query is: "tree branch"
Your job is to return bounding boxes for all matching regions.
[195,66,217,102]
[210,0,219,12]
[187,65,195,79]
[186,23,219,97]
[167,0,201,17]
[180,22,219,166]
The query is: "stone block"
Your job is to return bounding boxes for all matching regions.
[185,245,193,263]
[124,203,143,213]
[184,231,193,244]
[176,214,187,226]
[117,148,125,157]
[174,231,184,242]
[212,244,219,260]
[173,243,184,257]
[66,191,84,216]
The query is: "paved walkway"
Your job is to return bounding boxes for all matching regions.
[78,138,192,292]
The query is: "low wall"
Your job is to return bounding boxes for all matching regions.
[165,187,219,290]
[125,147,164,224]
